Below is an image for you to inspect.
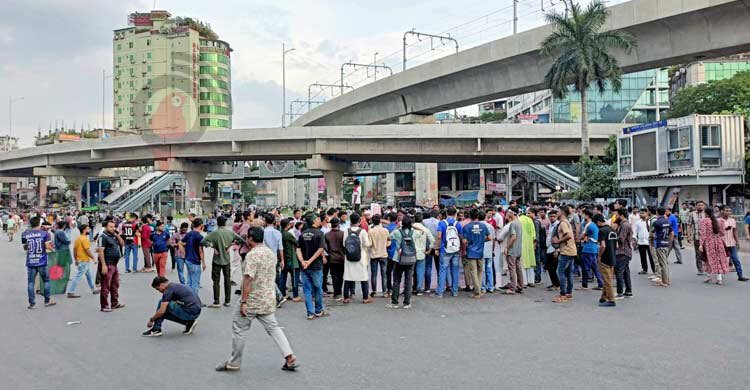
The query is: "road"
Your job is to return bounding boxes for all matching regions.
[2,230,749,390]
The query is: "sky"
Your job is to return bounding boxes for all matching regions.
[1,0,625,146]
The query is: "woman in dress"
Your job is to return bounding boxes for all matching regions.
[699,208,727,285]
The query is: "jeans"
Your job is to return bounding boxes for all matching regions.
[226,309,293,369]
[175,256,187,284]
[123,243,139,272]
[424,252,438,290]
[370,258,387,295]
[437,251,460,296]
[344,280,369,300]
[391,262,414,305]
[482,258,494,291]
[615,255,632,294]
[581,252,604,288]
[279,267,301,298]
[67,262,95,294]
[726,246,744,277]
[211,263,231,304]
[186,261,202,296]
[153,300,200,330]
[414,260,426,292]
[557,255,575,296]
[301,268,324,316]
[534,249,543,283]
[27,266,50,305]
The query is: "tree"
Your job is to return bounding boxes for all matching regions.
[668,70,750,185]
[571,135,618,201]
[540,0,637,156]
[479,111,507,122]
[240,180,257,204]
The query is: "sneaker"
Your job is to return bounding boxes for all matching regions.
[142,328,163,337]
[624,293,633,298]
[101,307,112,312]
[315,311,330,318]
[615,294,625,300]
[44,301,56,307]
[432,293,444,298]
[92,289,100,295]
[27,303,36,310]
[276,297,287,308]
[598,301,616,307]
[67,293,81,298]
[416,290,424,296]
[223,302,232,307]
[183,320,198,335]
[738,277,749,282]
[599,298,606,304]
[402,304,412,309]
[215,362,240,372]
[451,292,459,297]
[385,303,400,309]
[208,303,221,308]
[674,261,683,264]
[638,271,647,275]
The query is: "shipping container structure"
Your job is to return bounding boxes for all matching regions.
[617,114,746,209]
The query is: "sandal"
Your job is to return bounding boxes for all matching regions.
[315,311,330,318]
[281,358,299,371]
[552,296,567,303]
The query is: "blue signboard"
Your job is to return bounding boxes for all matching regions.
[623,120,667,135]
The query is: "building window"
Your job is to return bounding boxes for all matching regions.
[146,52,152,59]
[117,44,122,51]
[700,125,722,167]
[146,39,151,46]
[117,82,121,89]
[619,138,632,174]
[199,79,229,89]
[117,56,121,63]
[117,108,122,115]
[147,91,152,98]
[667,126,692,169]
[117,121,122,129]
[128,42,133,49]
[147,104,152,112]
[199,105,231,115]
[199,118,231,128]
[147,65,152,72]
[117,95,122,102]
[199,66,229,76]
[199,92,230,102]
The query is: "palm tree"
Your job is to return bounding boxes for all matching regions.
[540,0,637,156]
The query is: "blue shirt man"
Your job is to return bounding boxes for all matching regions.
[437,217,463,255]
[652,216,672,248]
[462,221,489,259]
[582,221,600,254]
[668,214,680,236]
[385,213,399,260]
[22,219,55,308]
[183,230,204,265]
[151,230,171,254]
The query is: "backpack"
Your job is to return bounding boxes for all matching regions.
[445,221,461,254]
[344,228,362,262]
[399,228,417,265]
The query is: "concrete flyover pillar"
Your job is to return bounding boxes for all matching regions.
[306,155,352,208]
[154,159,232,216]
[9,182,18,208]
[415,163,438,207]
[385,172,396,207]
[64,176,86,208]
[478,168,486,205]
[38,177,48,208]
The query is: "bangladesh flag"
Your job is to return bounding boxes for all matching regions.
[47,250,72,295]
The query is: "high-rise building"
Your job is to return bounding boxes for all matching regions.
[669,53,750,99]
[0,135,19,152]
[113,10,232,133]
[505,68,669,124]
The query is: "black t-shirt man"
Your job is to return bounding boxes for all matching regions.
[161,282,202,315]
[597,225,617,267]
[98,231,122,265]
[298,227,325,270]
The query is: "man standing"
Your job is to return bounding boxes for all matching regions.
[352,179,362,212]
[580,209,604,290]
[614,209,634,298]
[150,221,171,277]
[181,219,206,296]
[296,215,328,320]
[594,214,616,307]
[387,216,419,308]
[368,214,390,297]
[202,216,244,308]
[142,276,201,337]
[22,217,56,309]
[552,205,577,303]
[665,208,683,264]
[652,208,673,287]
[503,208,524,295]
[435,207,462,298]
[461,209,491,298]
[120,214,140,273]
[165,216,178,271]
[67,224,99,298]
[421,210,440,293]
[140,215,154,273]
[324,217,346,300]
[544,210,560,290]
[261,214,286,307]
[722,206,748,282]
[519,210,537,288]
[384,211,399,296]
[98,220,125,312]
[216,227,298,372]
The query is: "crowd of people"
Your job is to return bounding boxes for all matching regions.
[10,198,750,370]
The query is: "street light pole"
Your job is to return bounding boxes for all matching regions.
[373,52,379,80]
[282,43,296,128]
[8,96,23,138]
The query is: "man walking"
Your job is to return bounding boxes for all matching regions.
[67,224,99,298]
[216,227,298,372]
[22,217,56,309]
[652,208,673,287]
[98,220,125,312]
[666,208,683,264]
[142,276,201,337]
[202,216,244,308]
[722,206,748,282]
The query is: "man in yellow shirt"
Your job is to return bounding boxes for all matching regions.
[67,224,100,298]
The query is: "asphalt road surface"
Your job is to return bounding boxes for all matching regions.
[3,232,749,390]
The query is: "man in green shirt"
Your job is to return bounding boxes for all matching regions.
[280,218,301,302]
[202,215,244,308]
